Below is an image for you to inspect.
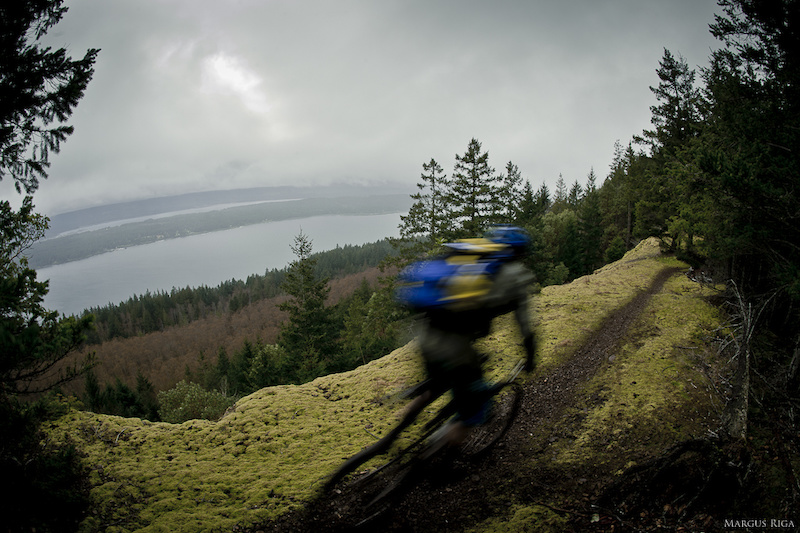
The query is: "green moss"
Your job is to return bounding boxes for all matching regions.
[530,237,668,374]
[46,238,729,532]
[546,266,724,472]
[466,504,568,533]
[453,241,728,531]
[49,345,431,532]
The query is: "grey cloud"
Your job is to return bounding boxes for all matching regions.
[12,0,720,214]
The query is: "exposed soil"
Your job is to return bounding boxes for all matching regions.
[261,266,711,532]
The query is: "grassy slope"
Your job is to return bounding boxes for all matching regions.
[45,238,725,532]
[469,246,724,532]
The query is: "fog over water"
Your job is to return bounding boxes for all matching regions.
[39,213,401,316]
[52,199,298,237]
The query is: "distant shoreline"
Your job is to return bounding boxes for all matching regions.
[29,192,411,268]
[46,183,413,235]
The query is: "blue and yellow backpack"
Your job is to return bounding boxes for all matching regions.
[396,232,521,313]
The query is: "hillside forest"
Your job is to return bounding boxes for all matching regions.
[2,1,800,530]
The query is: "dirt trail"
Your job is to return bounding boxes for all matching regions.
[513,265,684,443]
[268,265,683,532]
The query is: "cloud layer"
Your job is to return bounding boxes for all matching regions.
[4,0,720,214]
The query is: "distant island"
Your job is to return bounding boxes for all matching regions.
[29,185,412,268]
[45,183,413,236]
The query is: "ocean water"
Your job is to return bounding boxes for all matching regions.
[38,213,401,315]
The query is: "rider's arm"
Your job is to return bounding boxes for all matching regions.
[514,297,536,372]
[497,261,536,372]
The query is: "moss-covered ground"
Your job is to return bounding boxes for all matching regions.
[466,244,726,533]
[45,238,729,532]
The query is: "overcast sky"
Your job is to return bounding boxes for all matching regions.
[5,0,722,215]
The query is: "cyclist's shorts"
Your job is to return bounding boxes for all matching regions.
[425,360,489,427]
[459,381,492,427]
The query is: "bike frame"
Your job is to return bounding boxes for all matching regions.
[324,357,525,491]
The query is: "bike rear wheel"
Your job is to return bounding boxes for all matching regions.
[322,452,420,530]
[459,381,522,457]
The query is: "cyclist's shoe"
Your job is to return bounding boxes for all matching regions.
[423,421,467,459]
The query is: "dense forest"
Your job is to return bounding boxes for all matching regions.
[81,239,397,344]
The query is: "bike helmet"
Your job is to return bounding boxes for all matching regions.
[486,225,531,256]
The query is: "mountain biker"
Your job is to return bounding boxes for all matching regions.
[405,225,536,451]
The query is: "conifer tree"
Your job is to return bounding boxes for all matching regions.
[533,183,552,217]
[1,1,99,193]
[1,0,97,399]
[568,180,583,209]
[214,347,230,392]
[633,49,703,249]
[600,141,642,248]
[497,161,523,223]
[248,343,285,389]
[697,0,800,286]
[278,231,336,383]
[399,158,447,243]
[551,174,568,214]
[517,180,538,226]
[579,169,604,273]
[1,194,93,399]
[448,138,500,237]
[637,49,703,156]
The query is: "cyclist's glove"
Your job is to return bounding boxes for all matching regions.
[524,334,536,372]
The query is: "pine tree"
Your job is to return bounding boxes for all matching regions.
[579,169,604,273]
[600,141,642,248]
[534,183,552,217]
[214,347,230,392]
[230,340,256,393]
[1,1,97,400]
[248,343,285,389]
[399,158,448,243]
[517,180,538,226]
[135,371,159,421]
[278,231,336,383]
[1,199,93,396]
[551,174,568,214]
[83,368,102,411]
[637,49,703,156]
[0,1,99,193]
[632,49,703,249]
[695,0,800,299]
[496,161,523,223]
[568,180,583,209]
[448,138,500,237]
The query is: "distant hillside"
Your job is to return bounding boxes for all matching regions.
[46,183,414,236]
[79,239,398,345]
[29,191,412,268]
[45,239,740,532]
[59,266,389,395]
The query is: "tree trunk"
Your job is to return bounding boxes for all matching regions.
[723,345,750,441]
[722,284,758,441]
[626,200,632,247]
[788,335,800,394]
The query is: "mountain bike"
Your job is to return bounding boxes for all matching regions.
[317,356,525,529]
